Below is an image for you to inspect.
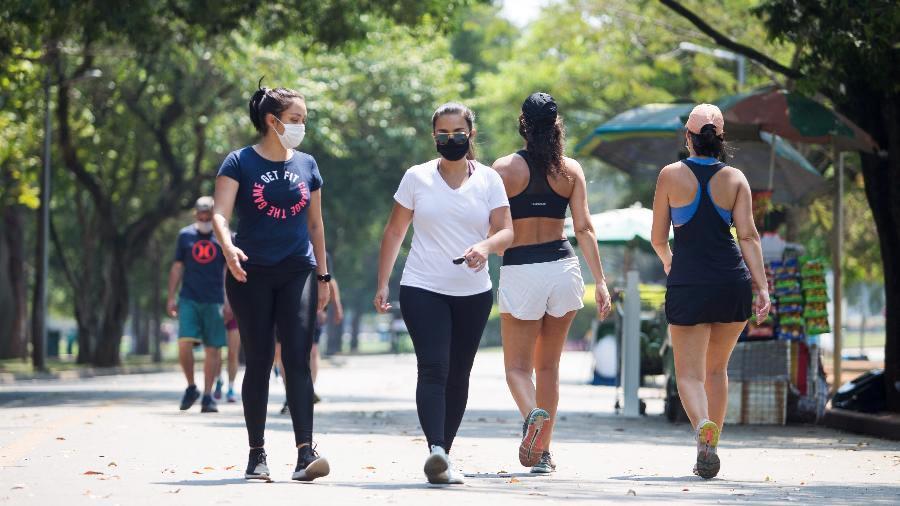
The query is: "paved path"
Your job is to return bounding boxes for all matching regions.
[1,350,898,505]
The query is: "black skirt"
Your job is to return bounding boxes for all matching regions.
[665,279,752,326]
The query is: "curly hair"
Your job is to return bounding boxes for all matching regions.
[518,113,568,180]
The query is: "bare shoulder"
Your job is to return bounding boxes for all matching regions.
[722,165,750,185]
[658,161,684,181]
[491,153,519,177]
[562,156,585,179]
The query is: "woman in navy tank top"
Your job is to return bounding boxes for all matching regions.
[651,104,770,479]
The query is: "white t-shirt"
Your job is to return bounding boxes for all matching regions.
[394,159,510,296]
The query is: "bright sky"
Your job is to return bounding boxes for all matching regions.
[499,0,547,27]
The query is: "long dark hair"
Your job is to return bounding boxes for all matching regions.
[519,113,568,179]
[248,77,304,135]
[689,124,729,161]
[431,102,477,160]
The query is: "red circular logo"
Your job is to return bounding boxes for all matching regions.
[192,240,217,264]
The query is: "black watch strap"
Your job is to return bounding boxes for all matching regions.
[317,273,332,282]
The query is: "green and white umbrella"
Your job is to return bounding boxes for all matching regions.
[564,204,671,252]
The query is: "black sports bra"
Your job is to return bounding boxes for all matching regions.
[508,150,569,220]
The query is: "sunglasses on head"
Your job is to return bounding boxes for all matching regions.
[434,131,469,145]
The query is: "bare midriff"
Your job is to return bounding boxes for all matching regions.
[510,217,567,248]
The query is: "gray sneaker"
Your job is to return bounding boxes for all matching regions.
[446,459,465,484]
[424,445,450,484]
[530,451,556,474]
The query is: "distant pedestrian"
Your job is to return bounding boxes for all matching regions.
[167,196,228,414]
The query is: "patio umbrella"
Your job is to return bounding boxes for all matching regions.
[715,87,879,153]
[574,103,828,204]
[563,204,671,251]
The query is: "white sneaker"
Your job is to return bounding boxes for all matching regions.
[446,461,465,485]
[424,446,450,484]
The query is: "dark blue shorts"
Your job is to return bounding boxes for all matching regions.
[665,279,752,326]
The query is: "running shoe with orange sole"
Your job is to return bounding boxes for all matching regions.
[519,408,550,467]
[694,419,720,479]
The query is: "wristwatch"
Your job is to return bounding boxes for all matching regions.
[317,273,332,283]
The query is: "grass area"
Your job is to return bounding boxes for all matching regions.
[0,354,178,374]
[841,330,886,350]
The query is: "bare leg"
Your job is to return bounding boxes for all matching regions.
[706,322,746,430]
[534,310,577,450]
[178,340,196,387]
[227,328,241,387]
[670,324,712,429]
[203,346,221,395]
[501,314,541,418]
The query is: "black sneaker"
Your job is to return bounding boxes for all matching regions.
[179,385,200,410]
[292,444,330,482]
[280,400,290,415]
[245,448,270,480]
[201,394,218,413]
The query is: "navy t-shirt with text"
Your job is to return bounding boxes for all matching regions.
[217,147,323,268]
[174,225,226,304]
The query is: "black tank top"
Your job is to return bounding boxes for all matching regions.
[508,150,569,220]
[667,159,750,286]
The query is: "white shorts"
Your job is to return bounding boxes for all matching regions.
[498,256,585,320]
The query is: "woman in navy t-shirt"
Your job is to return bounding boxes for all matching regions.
[212,82,331,482]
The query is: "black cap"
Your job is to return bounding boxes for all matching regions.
[522,92,558,125]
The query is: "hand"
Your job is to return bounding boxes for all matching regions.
[373,285,392,313]
[166,298,178,318]
[663,262,671,275]
[317,279,331,312]
[225,245,249,282]
[333,305,344,324]
[754,288,771,325]
[222,303,234,322]
[463,243,489,272]
[595,282,612,321]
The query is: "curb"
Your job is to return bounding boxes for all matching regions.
[0,364,181,385]
[822,407,900,441]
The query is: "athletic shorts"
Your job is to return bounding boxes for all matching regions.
[665,279,752,326]
[499,256,585,320]
[178,298,226,348]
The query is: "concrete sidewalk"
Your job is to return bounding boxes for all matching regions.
[1,350,898,505]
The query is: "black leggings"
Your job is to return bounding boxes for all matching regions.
[399,286,493,452]
[226,267,317,448]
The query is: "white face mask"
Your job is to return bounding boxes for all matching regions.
[274,117,306,150]
[195,221,213,234]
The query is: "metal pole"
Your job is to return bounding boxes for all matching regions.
[622,270,641,416]
[831,145,844,392]
[737,56,746,92]
[768,134,777,190]
[32,71,51,372]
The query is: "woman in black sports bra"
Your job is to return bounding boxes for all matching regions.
[493,92,612,474]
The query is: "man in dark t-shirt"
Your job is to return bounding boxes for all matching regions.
[167,196,228,413]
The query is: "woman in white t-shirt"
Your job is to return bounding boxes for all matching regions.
[374,102,514,485]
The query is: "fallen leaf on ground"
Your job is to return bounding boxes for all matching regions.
[108,461,117,467]
[192,471,202,475]
[364,466,376,470]
[509,478,520,484]
[626,489,636,496]
[225,466,236,470]
[11,484,26,490]
[56,437,66,441]
[203,466,215,471]
[765,476,771,482]
[83,471,104,476]
[682,488,689,492]
[167,489,181,494]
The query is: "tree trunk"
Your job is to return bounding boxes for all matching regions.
[92,243,131,367]
[0,205,28,359]
[850,92,900,413]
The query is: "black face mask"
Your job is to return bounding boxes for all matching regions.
[436,138,469,161]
